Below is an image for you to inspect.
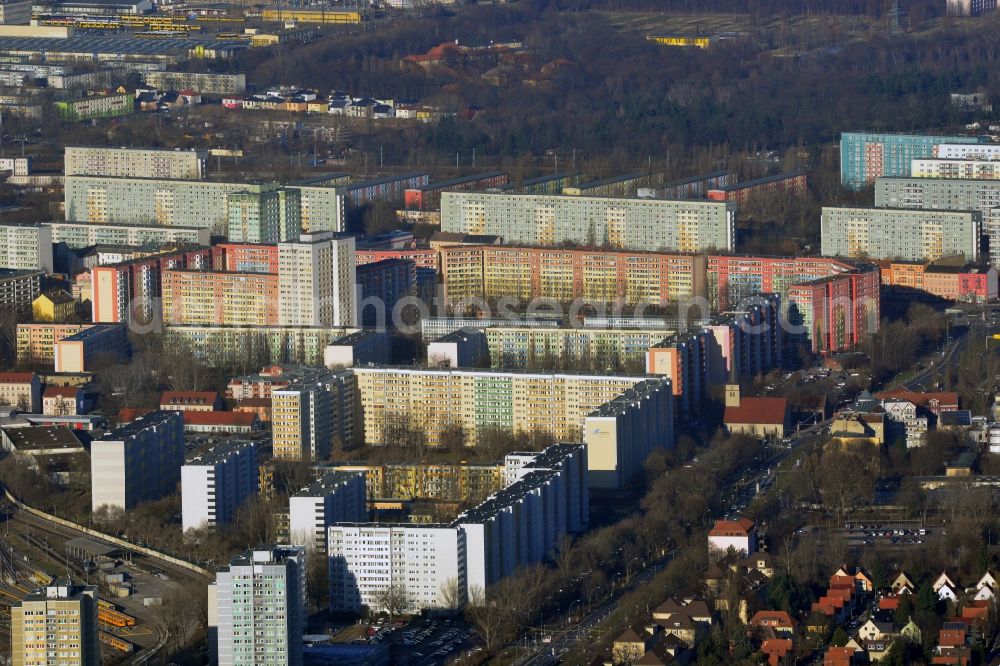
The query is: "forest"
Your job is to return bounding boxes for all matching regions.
[180,0,1000,169]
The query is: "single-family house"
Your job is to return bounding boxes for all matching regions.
[750,610,796,638]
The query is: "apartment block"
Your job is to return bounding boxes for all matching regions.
[706,171,808,206]
[708,254,865,311]
[272,369,357,460]
[584,380,674,489]
[356,258,414,327]
[406,172,509,210]
[912,158,1000,180]
[11,581,99,666]
[226,184,301,243]
[287,180,344,234]
[211,242,280,273]
[935,143,1000,160]
[820,207,980,262]
[53,323,127,372]
[64,175,275,232]
[164,325,354,366]
[0,268,41,314]
[455,444,588,595]
[440,245,707,305]
[353,367,659,447]
[47,220,210,249]
[328,444,587,610]
[288,471,366,552]
[343,172,429,208]
[0,371,41,412]
[923,264,998,303]
[16,322,109,366]
[323,330,390,368]
[278,232,356,327]
[875,177,1000,214]
[213,546,306,666]
[787,270,882,353]
[328,462,505,502]
[181,439,258,532]
[441,192,735,252]
[0,222,53,272]
[420,315,564,340]
[65,146,207,179]
[143,71,247,95]
[328,524,467,613]
[947,0,998,15]
[485,326,669,372]
[161,269,280,326]
[839,132,982,189]
[702,298,784,384]
[91,246,212,324]
[90,410,184,511]
[426,329,487,367]
[646,331,708,416]
[55,92,133,122]
[641,170,733,199]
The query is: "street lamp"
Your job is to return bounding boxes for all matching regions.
[587,586,603,613]
[567,599,582,627]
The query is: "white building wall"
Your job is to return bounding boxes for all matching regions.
[327,525,466,613]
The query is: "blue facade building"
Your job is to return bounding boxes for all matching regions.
[840,132,983,189]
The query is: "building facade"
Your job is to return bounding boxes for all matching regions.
[277,232,356,327]
[820,207,980,262]
[352,367,659,447]
[327,524,467,613]
[47,221,210,249]
[213,545,306,666]
[0,268,41,314]
[11,581,99,666]
[405,172,509,210]
[839,132,982,189]
[440,192,735,252]
[226,185,301,243]
[288,472,367,552]
[271,369,356,459]
[786,270,882,353]
[440,244,707,305]
[91,247,212,324]
[485,326,669,373]
[0,371,40,412]
[706,171,808,206]
[0,222,53,272]
[583,380,674,489]
[144,71,247,95]
[181,440,258,532]
[90,410,184,511]
[64,175,275,232]
[356,258,414,327]
[65,146,207,180]
[912,158,1000,180]
[161,269,280,326]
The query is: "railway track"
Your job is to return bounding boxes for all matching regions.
[0,501,207,662]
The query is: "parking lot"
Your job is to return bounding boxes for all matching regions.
[375,617,479,664]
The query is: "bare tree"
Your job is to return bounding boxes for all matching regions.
[371,583,409,623]
[438,577,464,612]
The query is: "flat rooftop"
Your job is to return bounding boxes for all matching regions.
[185,438,255,466]
[294,471,365,497]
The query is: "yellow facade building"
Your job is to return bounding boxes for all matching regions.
[31,290,76,322]
[352,367,655,447]
[11,581,99,666]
